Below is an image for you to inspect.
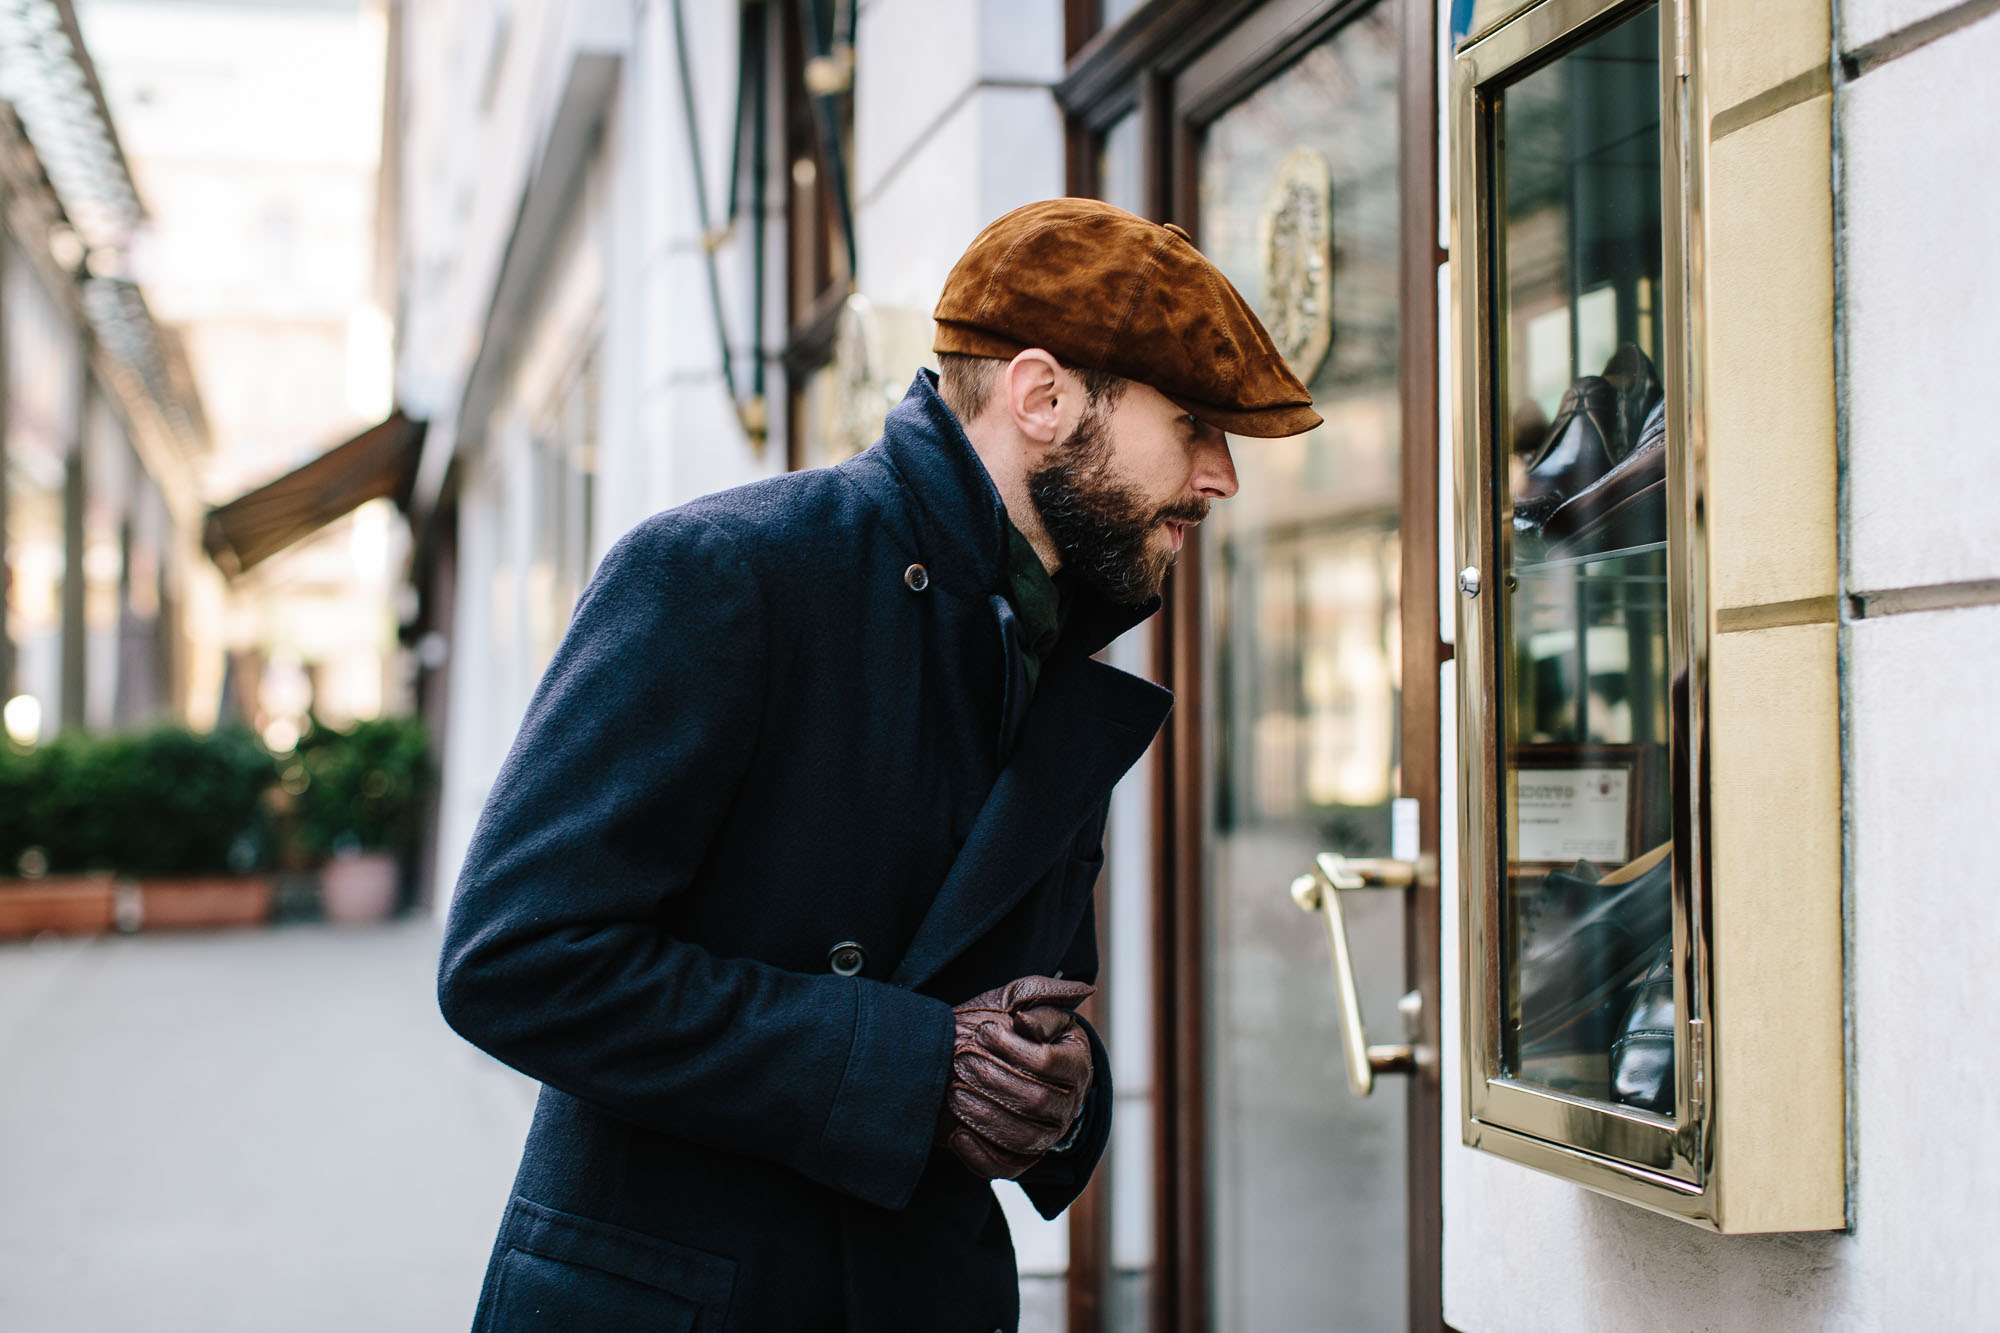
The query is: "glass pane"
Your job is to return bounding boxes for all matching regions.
[1199,11,1406,1331]
[1103,0,1146,30]
[1494,7,1675,1112]
[1094,108,1158,1333]
[1100,112,1143,218]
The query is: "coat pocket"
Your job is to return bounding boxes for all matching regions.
[479,1196,737,1333]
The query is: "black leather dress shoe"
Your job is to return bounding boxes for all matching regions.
[1513,374,1620,538]
[1513,343,1665,547]
[1515,842,1672,1061]
[1611,942,1675,1112]
[1543,396,1667,558]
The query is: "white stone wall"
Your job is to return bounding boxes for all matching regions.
[1437,2,2000,1329]
[854,0,1066,318]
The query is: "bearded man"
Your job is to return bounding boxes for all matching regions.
[438,198,1319,1332]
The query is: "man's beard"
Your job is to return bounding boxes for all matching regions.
[1027,404,1209,609]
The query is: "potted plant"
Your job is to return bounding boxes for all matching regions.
[294,715,432,923]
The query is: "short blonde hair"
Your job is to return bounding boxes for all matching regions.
[936,352,1127,425]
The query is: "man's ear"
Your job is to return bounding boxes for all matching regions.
[1004,349,1066,448]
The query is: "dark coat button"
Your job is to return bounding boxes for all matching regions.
[828,941,866,976]
[904,563,929,592]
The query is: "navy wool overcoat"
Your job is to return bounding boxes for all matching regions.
[439,371,1172,1332]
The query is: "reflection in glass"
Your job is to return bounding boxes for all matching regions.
[1199,12,1406,1330]
[1493,6,1675,1111]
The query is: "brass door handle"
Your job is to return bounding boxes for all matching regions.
[1291,853,1420,1097]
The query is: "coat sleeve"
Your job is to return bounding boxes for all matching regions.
[1016,886,1114,1219]
[437,513,955,1213]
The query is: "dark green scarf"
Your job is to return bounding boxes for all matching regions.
[1004,523,1071,697]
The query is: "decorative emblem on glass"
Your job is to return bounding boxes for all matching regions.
[1258,146,1335,386]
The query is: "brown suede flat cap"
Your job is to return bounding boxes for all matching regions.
[933,198,1322,438]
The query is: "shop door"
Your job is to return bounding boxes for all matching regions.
[1168,2,1443,1328]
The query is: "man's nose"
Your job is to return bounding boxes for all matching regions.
[1195,433,1239,500]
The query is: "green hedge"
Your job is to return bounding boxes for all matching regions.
[0,726,276,877]
[0,715,435,878]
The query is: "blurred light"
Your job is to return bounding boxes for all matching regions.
[83,538,123,582]
[259,656,312,719]
[262,718,300,753]
[345,302,394,421]
[350,498,390,581]
[84,243,126,279]
[46,221,82,270]
[4,693,43,747]
[416,631,449,670]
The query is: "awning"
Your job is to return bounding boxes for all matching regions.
[202,410,426,576]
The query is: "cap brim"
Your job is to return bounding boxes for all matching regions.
[933,321,1323,438]
[1166,393,1323,439]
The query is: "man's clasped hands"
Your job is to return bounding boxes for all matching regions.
[939,976,1095,1180]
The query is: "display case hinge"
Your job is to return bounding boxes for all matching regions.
[1687,1015,1705,1119]
[1674,2,1691,80]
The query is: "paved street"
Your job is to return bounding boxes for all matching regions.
[0,920,536,1333]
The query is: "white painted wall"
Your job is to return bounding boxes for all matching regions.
[1437,3,2000,1329]
[402,0,783,900]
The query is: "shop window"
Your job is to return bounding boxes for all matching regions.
[1452,0,1844,1231]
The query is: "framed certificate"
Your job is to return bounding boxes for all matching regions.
[1505,745,1649,870]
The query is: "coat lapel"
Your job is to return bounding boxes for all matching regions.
[893,650,1171,992]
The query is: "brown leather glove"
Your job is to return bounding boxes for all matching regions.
[941,976,1096,1181]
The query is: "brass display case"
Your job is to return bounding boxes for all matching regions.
[1450,0,1847,1231]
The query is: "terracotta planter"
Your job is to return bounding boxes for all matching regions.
[0,874,117,940]
[134,875,273,931]
[320,851,399,923]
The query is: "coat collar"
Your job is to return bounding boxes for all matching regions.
[843,373,1175,992]
[892,647,1171,992]
[850,372,1160,658]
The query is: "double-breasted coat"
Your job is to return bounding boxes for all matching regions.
[438,371,1173,1332]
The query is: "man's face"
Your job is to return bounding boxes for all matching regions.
[1027,376,1239,608]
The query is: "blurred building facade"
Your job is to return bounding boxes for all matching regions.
[0,1,210,749]
[389,3,2000,1333]
[76,0,401,748]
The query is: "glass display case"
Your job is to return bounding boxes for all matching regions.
[1452,0,1845,1231]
